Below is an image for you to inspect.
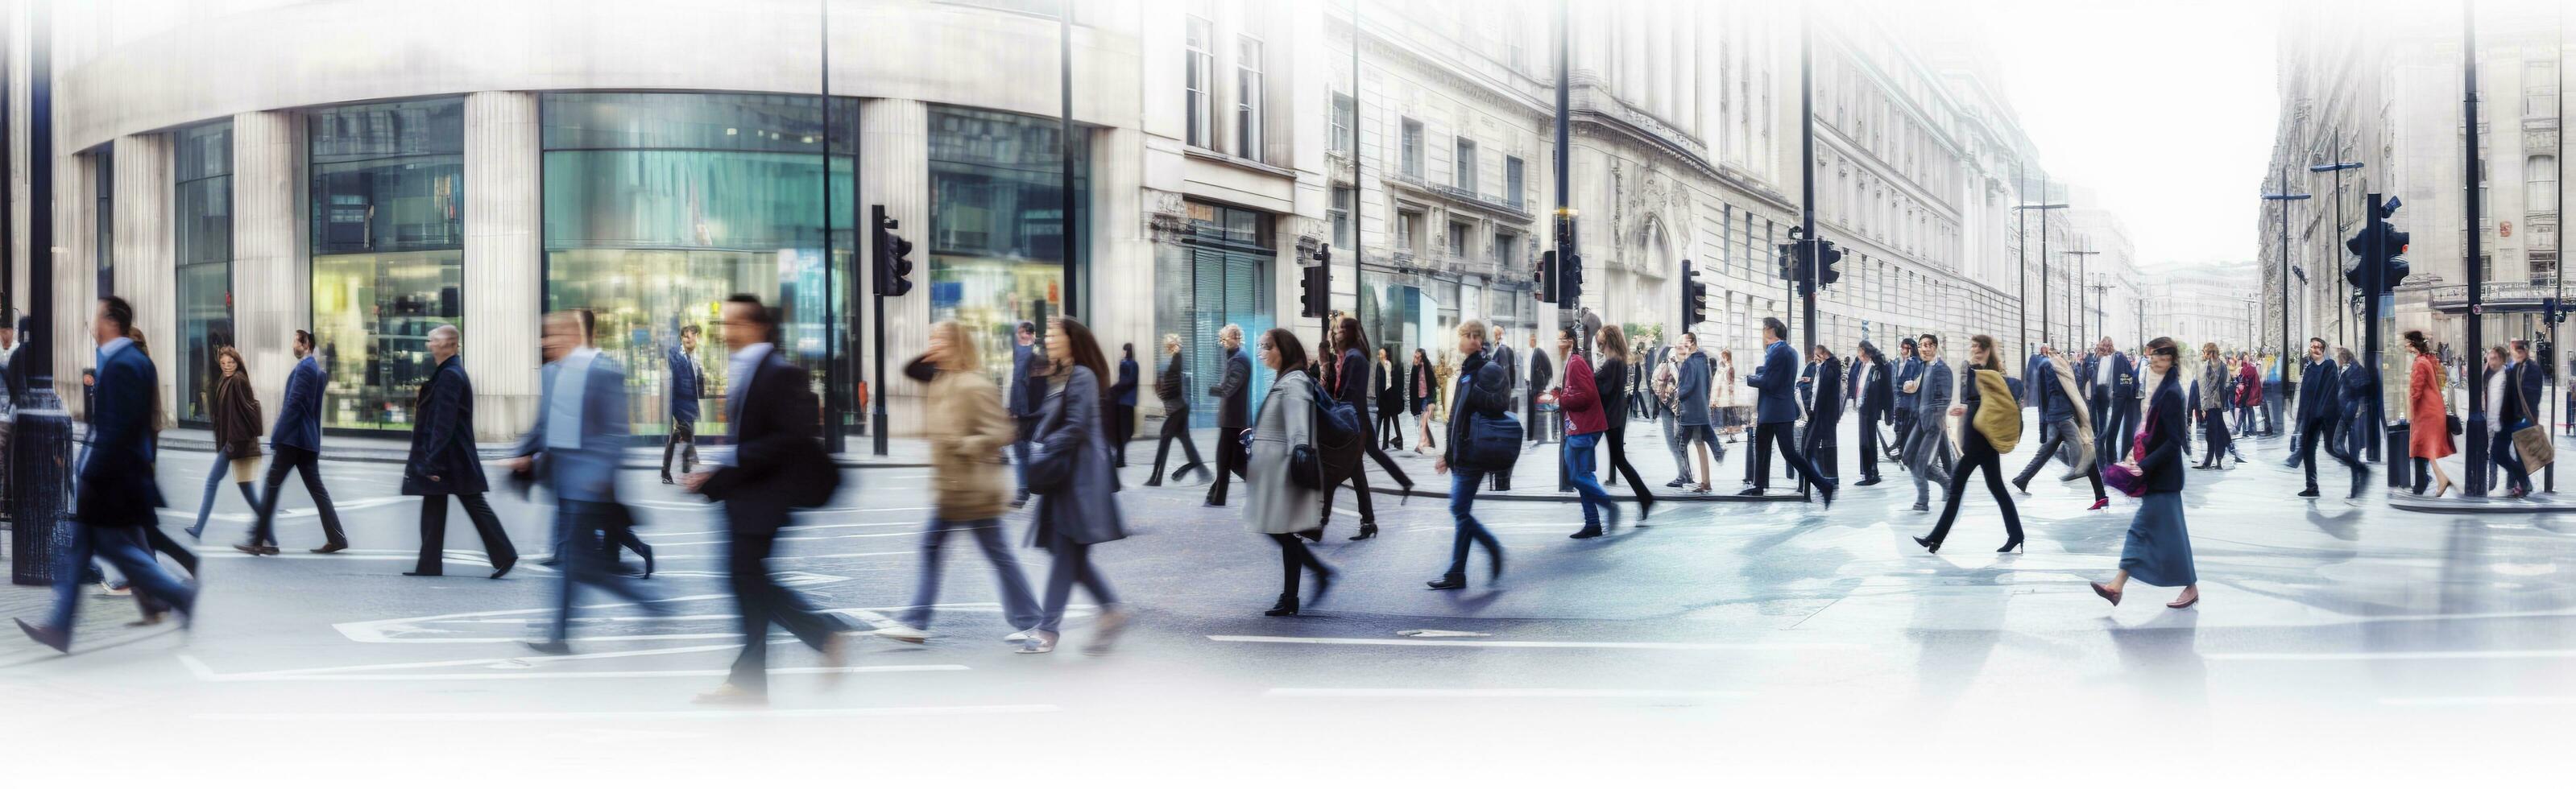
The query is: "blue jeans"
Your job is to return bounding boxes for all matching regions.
[49,524,197,634]
[2491,427,2534,493]
[1563,432,1614,527]
[547,501,660,642]
[1444,471,1501,576]
[189,449,262,536]
[1035,531,1116,633]
[907,517,1042,631]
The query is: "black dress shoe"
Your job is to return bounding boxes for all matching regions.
[1736,486,1765,497]
[2011,478,2031,494]
[490,560,516,580]
[1143,475,1163,487]
[1263,594,1298,617]
[2296,488,2321,498]
[524,639,573,655]
[403,571,442,577]
[1426,574,1467,590]
[310,543,349,555]
[16,618,68,653]
[1912,535,1941,553]
[1568,526,1605,539]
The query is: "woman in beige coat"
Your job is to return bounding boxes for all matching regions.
[1244,328,1331,616]
[875,321,1043,645]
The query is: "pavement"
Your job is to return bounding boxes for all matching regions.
[2,415,2575,782]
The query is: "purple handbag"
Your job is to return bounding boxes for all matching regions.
[2103,408,2156,498]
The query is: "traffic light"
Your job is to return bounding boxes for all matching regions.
[1537,250,1558,304]
[1775,242,1797,283]
[1299,245,1331,318]
[1682,260,1709,328]
[872,205,915,298]
[2346,196,2411,295]
[1814,239,1843,288]
[1560,251,1584,306]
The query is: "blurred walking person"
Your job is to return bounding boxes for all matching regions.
[1799,345,1845,484]
[1673,333,1721,494]
[1109,343,1139,467]
[1525,331,1554,445]
[2404,330,2456,496]
[1143,334,1209,486]
[1324,317,1413,540]
[2011,345,2107,508]
[1902,335,1957,511]
[1245,328,1332,615]
[2506,340,2545,497]
[1410,348,1438,455]
[2482,346,2533,498]
[243,330,347,554]
[686,295,851,704]
[1204,324,1253,507]
[1653,343,1694,488]
[2292,337,2366,500]
[188,347,264,543]
[1891,338,1922,461]
[1008,321,1044,508]
[1592,324,1654,521]
[1913,334,2022,553]
[1376,347,1406,450]
[1556,326,1621,539]
[18,298,197,652]
[872,320,1042,644]
[661,324,703,485]
[1742,317,1837,506]
[1429,320,1510,591]
[514,310,667,655]
[2195,343,2234,469]
[1019,316,1133,654]
[1852,341,1892,486]
[2091,338,2200,609]
[2334,346,2375,477]
[401,324,518,579]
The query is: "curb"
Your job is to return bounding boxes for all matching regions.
[2385,494,2576,514]
[1359,483,1807,504]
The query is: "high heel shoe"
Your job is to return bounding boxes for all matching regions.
[2433,480,2455,498]
[1912,535,1942,554]
[1350,523,1378,541]
[1264,593,1299,617]
[1996,537,2023,554]
[2088,498,2110,510]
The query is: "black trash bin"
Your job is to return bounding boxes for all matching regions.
[2387,421,2411,491]
[10,377,75,586]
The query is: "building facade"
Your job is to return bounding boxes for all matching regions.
[2143,261,2262,357]
[7,0,2094,440]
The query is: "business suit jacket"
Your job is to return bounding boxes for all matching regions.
[1915,358,1954,424]
[513,349,628,503]
[1857,358,1893,424]
[2296,357,2342,424]
[271,354,327,452]
[1111,357,1140,408]
[701,346,835,535]
[1893,357,1922,417]
[1747,341,1802,424]
[666,343,702,424]
[402,355,488,497]
[1210,345,1252,428]
[1008,343,1043,419]
[77,340,164,527]
[1526,347,1553,398]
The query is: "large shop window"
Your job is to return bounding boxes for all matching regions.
[929,105,1088,381]
[1152,200,1274,426]
[542,93,859,440]
[309,99,465,431]
[176,122,234,425]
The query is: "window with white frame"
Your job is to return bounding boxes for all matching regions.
[1455,138,1478,193]
[1398,209,1423,251]
[1331,186,1353,250]
[1401,118,1423,178]
[2531,155,2557,214]
[1330,93,1354,155]
[1236,35,1264,158]
[1185,15,1214,148]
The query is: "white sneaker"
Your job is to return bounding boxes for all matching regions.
[871,623,930,644]
[1001,629,1037,643]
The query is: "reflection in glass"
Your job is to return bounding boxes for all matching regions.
[309,99,466,430]
[930,105,1086,381]
[176,122,234,424]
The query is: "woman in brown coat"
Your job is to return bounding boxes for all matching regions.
[871,320,1042,646]
[188,346,267,546]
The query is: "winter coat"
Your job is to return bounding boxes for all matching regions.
[1245,368,1319,534]
[1032,366,1129,547]
[402,355,488,497]
[1557,353,1606,436]
[926,364,1017,521]
[212,372,264,457]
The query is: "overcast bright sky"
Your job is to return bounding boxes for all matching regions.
[1965,0,2282,269]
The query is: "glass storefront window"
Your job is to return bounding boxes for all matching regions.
[95,147,114,297]
[176,122,234,425]
[1151,200,1275,425]
[309,98,466,431]
[930,105,1087,381]
[541,93,858,440]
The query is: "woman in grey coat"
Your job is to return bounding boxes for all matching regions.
[1021,316,1131,655]
[1245,328,1332,616]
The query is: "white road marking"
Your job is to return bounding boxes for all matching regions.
[649,527,963,547]
[1208,635,1861,651]
[2379,696,2576,707]
[1265,688,1744,700]
[2207,649,2576,662]
[654,520,914,537]
[189,704,1058,722]
[164,496,413,523]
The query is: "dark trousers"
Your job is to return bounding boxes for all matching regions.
[1207,423,1248,505]
[46,525,197,634]
[548,501,660,642]
[2300,416,2363,490]
[1013,416,1040,495]
[2090,396,2126,459]
[1750,420,1828,492]
[1323,428,1414,528]
[253,445,347,548]
[661,420,698,479]
[727,530,843,693]
[1443,471,1502,577]
[1856,417,1882,480]
[1800,417,1841,481]
[414,493,518,576]
[2200,410,2233,465]
[133,524,199,619]
[1603,423,1653,504]
[1109,404,1135,466]
[1376,403,1404,448]
[1892,415,1915,460]
[1149,407,1206,481]
[1926,430,2022,545]
[1269,532,1328,598]
[2491,428,2534,494]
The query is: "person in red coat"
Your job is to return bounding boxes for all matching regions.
[1549,326,1617,539]
[2404,330,2457,497]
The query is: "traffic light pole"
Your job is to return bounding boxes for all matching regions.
[2462,2,2488,497]
[1553,0,1582,490]
[1798,2,1818,500]
[2363,192,2388,483]
[870,204,892,456]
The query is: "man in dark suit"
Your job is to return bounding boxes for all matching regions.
[1489,324,1519,422]
[2510,341,2545,494]
[2081,337,2139,459]
[1204,323,1252,507]
[1853,341,1893,485]
[1903,334,1956,510]
[0,316,26,403]
[1525,333,1554,445]
[1741,317,1835,506]
[2292,337,2363,498]
[662,324,703,485]
[16,298,199,653]
[244,329,347,553]
[401,324,518,579]
[686,295,849,705]
[1802,345,1845,483]
[1891,337,1921,461]
[512,311,668,655]
[1008,320,1043,508]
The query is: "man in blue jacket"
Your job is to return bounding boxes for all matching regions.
[244,329,347,553]
[510,310,667,655]
[662,324,702,485]
[1739,317,1835,506]
[1008,321,1044,508]
[1891,337,1921,461]
[1673,333,1721,493]
[2292,337,2365,498]
[18,297,198,652]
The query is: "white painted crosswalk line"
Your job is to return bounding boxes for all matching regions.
[1209,635,1862,651]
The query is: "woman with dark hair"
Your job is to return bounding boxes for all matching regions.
[189,346,266,544]
[1410,348,1437,455]
[1245,328,1332,615]
[1108,342,1139,467]
[1592,324,1653,519]
[1914,334,2024,555]
[1555,324,1617,539]
[1021,316,1129,655]
[1145,334,1209,486]
[2404,329,2455,496]
[2195,342,2233,469]
[1323,316,1414,540]
[2092,338,2200,609]
[1375,347,1405,450]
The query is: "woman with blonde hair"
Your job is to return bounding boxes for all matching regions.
[872,320,1043,645]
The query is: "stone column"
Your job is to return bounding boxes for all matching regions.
[113,134,176,420]
[859,97,929,436]
[462,91,541,442]
[233,110,304,423]
[1089,124,1156,413]
[52,152,95,415]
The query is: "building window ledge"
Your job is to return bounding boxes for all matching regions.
[1184,145,1296,180]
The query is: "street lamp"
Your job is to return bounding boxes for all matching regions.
[2014,188,2070,347]
[2263,167,2313,395]
[2310,151,2365,348]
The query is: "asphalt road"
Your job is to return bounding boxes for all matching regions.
[3,420,2573,783]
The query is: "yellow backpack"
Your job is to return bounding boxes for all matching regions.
[1971,368,2022,453]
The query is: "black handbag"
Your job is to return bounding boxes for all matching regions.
[2447,414,2464,436]
[1025,394,1079,495]
[1290,444,1322,490]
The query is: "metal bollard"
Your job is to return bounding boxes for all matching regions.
[10,377,75,586]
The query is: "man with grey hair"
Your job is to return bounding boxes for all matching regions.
[1205,323,1252,507]
[401,324,519,578]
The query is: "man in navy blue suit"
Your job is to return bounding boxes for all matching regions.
[2292,337,2364,498]
[18,297,199,652]
[243,328,347,553]
[1738,317,1836,507]
[511,310,667,654]
[661,324,703,485]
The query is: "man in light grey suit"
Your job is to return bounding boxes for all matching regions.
[1902,333,1957,511]
[509,309,667,655]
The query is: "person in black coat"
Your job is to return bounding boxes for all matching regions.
[1851,341,1893,485]
[1525,337,1554,445]
[2508,340,2545,496]
[1374,347,1406,449]
[1205,324,1253,506]
[1409,349,1437,453]
[1323,318,1414,540]
[2291,337,2364,499]
[1430,320,1510,591]
[1595,324,1655,518]
[400,324,518,579]
[2092,338,2199,609]
[1144,335,1208,486]
[1800,345,1845,483]
[1108,344,1140,467]
[685,295,851,704]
